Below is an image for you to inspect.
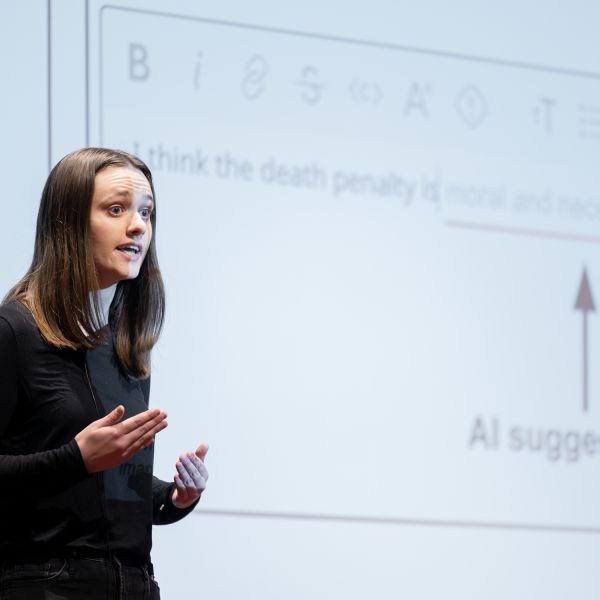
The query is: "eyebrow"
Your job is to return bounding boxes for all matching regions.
[107,190,154,202]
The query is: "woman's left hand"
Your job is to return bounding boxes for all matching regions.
[171,443,209,509]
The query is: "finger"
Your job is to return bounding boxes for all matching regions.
[176,461,192,486]
[189,453,209,480]
[117,409,165,435]
[123,421,168,455]
[121,412,167,448]
[141,435,155,450]
[173,476,191,507]
[176,461,199,489]
[96,405,125,427]
[122,419,168,458]
[195,443,209,462]
[182,455,206,489]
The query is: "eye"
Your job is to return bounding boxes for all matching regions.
[108,205,123,216]
[139,206,153,220]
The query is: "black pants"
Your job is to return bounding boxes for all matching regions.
[0,557,160,600]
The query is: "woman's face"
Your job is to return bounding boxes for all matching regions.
[89,165,154,289]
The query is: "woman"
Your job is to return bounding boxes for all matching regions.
[0,148,208,599]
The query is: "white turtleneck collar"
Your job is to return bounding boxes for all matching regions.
[90,283,117,330]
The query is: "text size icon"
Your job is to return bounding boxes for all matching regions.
[532,97,556,134]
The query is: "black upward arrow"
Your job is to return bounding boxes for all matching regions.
[575,268,596,412]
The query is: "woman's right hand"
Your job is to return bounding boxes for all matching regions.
[75,406,168,473]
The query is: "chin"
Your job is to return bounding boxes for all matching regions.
[126,269,142,280]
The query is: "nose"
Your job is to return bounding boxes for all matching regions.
[127,210,147,238]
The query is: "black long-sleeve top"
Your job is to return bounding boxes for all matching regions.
[0,300,193,564]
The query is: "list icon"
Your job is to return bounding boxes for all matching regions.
[579,103,600,140]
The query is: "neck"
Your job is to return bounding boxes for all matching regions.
[91,283,117,330]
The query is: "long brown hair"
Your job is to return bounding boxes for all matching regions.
[3,148,165,378]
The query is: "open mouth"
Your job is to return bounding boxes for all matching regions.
[117,244,142,256]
